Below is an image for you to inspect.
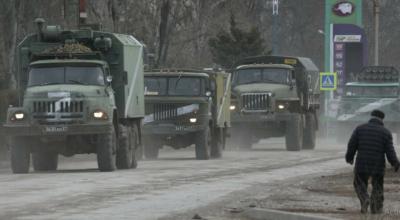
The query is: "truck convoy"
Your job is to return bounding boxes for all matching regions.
[4,19,144,173]
[229,56,320,151]
[143,69,231,159]
[336,66,400,142]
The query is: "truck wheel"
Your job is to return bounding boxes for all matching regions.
[116,124,138,169]
[97,126,117,172]
[195,126,211,160]
[131,125,139,169]
[303,113,316,150]
[211,128,223,158]
[32,152,58,171]
[285,114,303,151]
[10,138,30,174]
[144,140,160,159]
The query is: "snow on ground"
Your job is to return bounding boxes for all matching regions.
[0,139,349,220]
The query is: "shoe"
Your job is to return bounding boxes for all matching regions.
[361,200,370,214]
[371,209,383,214]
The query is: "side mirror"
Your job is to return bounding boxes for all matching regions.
[307,75,312,86]
[289,70,296,89]
[289,79,296,90]
[106,75,113,84]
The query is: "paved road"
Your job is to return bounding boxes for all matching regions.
[0,138,347,220]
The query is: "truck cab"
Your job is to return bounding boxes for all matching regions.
[229,56,320,151]
[143,69,230,159]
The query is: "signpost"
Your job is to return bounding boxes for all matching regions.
[323,0,364,136]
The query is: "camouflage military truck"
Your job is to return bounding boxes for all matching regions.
[3,19,144,173]
[336,66,400,142]
[229,56,320,151]
[143,69,231,159]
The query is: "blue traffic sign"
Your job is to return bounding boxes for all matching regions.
[320,72,337,91]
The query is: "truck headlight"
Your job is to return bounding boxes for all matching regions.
[189,118,197,123]
[93,110,108,119]
[278,104,285,110]
[11,112,25,121]
[229,105,236,110]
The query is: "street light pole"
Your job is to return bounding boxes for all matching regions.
[272,0,279,55]
[373,0,380,65]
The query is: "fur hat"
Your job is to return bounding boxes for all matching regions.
[371,109,385,120]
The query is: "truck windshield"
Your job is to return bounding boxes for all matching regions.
[345,86,399,98]
[28,66,105,87]
[233,68,290,85]
[144,77,167,95]
[144,76,205,96]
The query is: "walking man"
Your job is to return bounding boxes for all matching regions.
[346,109,400,214]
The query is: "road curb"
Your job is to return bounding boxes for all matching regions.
[242,208,341,220]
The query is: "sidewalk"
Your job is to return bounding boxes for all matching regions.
[245,169,400,220]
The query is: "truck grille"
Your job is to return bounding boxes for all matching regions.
[241,93,270,111]
[154,104,178,120]
[33,101,84,113]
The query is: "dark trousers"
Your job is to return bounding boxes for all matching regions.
[353,172,384,213]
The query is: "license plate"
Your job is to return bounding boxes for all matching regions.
[45,126,68,133]
[175,126,193,131]
[176,126,186,131]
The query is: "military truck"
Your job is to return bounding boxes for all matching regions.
[336,66,400,142]
[229,56,320,151]
[3,19,144,173]
[142,69,231,159]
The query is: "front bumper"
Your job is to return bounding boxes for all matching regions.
[3,123,112,137]
[231,111,297,123]
[143,123,204,135]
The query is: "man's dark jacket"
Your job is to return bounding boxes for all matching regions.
[346,118,400,174]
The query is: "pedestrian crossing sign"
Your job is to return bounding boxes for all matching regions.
[320,72,337,91]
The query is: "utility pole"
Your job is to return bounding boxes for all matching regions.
[373,0,380,65]
[272,0,279,55]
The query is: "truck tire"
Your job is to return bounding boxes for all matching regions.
[303,112,316,150]
[97,126,117,172]
[195,126,211,160]
[116,124,138,169]
[10,138,30,174]
[131,125,139,169]
[285,114,303,151]
[32,152,58,171]
[211,128,223,158]
[144,140,160,159]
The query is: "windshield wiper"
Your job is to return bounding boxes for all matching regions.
[37,82,61,86]
[263,79,284,84]
[239,80,263,85]
[68,80,87,85]
[174,74,182,90]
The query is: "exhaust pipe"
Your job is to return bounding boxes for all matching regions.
[34,18,45,42]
